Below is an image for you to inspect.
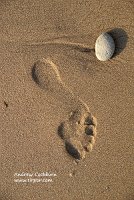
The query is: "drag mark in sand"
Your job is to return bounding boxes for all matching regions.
[32,58,97,161]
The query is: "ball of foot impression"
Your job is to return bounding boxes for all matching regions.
[95,32,115,61]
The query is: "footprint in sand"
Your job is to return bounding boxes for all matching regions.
[32,58,97,160]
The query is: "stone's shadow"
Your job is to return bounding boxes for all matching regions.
[108,28,128,58]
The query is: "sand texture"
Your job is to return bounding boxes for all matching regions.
[0,0,134,200]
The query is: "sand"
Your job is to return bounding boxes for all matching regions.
[0,0,134,200]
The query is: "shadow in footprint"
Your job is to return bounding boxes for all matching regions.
[31,64,40,85]
[58,122,65,139]
[65,140,82,160]
[108,28,128,58]
[4,101,8,108]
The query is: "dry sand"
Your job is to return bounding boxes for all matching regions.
[0,0,134,200]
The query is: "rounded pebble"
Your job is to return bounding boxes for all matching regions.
[95,32,115,61]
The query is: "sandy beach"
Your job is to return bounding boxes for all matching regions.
[0,0,134,200]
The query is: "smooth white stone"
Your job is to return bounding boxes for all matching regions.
[95,32,115,61]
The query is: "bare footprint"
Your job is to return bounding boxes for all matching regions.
[32,58,97,160]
